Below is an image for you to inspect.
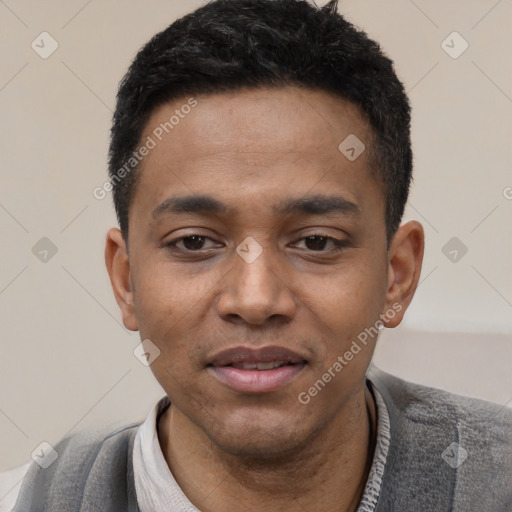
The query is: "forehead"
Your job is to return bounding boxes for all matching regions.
[143,86,372,159]
[131,86,381,222]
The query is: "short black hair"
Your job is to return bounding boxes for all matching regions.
[108,0,412,243]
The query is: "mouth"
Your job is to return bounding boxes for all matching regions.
[207,346,308,393]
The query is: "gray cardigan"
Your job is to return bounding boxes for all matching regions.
[13,366,512,511]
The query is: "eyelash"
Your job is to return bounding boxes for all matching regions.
[164,234,348,254]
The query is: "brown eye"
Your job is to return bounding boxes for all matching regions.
[304,236,329,251]
[165,234,220,253]
[294,235,346,252]
[180,235,207,251]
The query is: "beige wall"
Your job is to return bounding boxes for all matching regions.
[1,0,511,478]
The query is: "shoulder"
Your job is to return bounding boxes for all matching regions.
[368,365,512,511]
[369,365,512,441]
[13,422,141,512]
[0,461,32,512]
[54,421,141,460]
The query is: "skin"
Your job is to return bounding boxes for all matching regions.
[105,86,424,512]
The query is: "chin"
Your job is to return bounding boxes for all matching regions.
[203,409,315,460]
[213,432,304,460]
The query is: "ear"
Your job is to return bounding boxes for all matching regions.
[105,228,139,331]
[382,221,424,328]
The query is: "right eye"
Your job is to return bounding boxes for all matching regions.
[165,234,222,252]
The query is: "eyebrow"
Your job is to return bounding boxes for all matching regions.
[151,194,361,220]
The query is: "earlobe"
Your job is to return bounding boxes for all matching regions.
[382,221,424,328]
[105,228,139,331]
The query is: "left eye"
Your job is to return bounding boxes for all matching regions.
[293,235,345,252]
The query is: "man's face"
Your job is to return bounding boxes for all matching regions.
[120,86,394,456]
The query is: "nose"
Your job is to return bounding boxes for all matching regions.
[216,243,296,326]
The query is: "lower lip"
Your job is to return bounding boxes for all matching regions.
[208,363,306,393]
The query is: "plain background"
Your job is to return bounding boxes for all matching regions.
[1,0,511,489]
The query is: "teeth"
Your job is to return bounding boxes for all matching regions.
[240,361,286,370]
[256,362,276,370]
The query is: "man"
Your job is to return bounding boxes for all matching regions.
[11,0,512,510]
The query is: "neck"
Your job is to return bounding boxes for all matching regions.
[158,386,377,512]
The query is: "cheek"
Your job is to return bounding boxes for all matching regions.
[131,261,216,368]
[310,253,387,347]
[133,282,174,338]
[132,260,201,332]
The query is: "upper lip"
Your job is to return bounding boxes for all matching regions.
[208,346,307,367]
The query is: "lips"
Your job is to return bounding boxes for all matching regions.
[208,346,306,366]
[207,346,307,393]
